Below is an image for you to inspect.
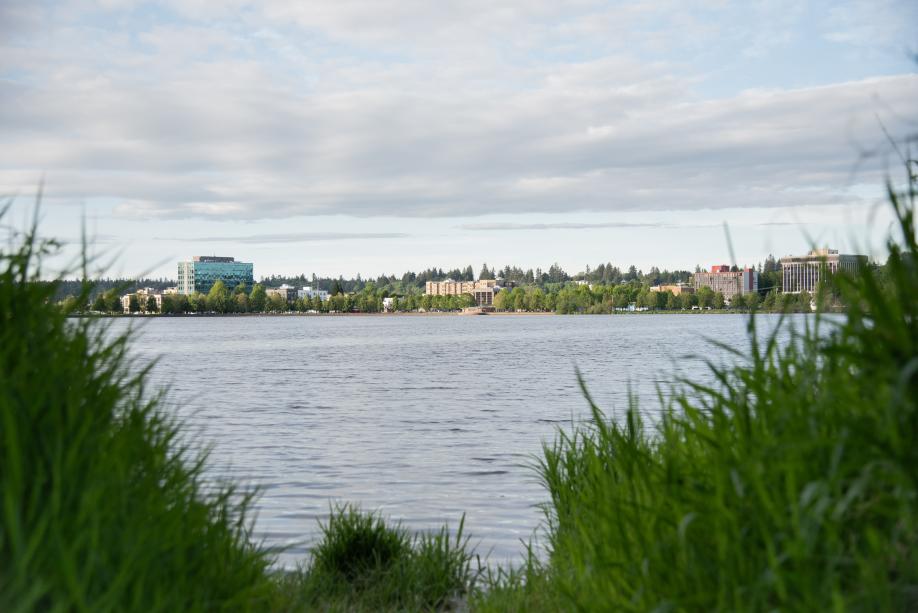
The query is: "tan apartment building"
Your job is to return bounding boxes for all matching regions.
[425,279,500,306]
[266,284,298,303]
[650,284,694,295]
[692,266,758,301]
[780,249,866,294]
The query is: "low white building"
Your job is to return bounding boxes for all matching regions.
[298,286,330,301]
[266,284,298,302]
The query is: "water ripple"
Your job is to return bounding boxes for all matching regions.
[116,313,798,567]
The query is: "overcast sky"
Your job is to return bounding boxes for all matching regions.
[2,0,916,280]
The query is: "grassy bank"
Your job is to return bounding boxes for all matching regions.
[0,215,278,610]
[472,172,918,610]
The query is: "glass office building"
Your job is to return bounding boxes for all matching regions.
[177,256,254,295]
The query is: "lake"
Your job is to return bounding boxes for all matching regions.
[118,313,800,568]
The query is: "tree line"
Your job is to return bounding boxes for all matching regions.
[79,280,826,316]
[264,260,694,296]
[55,256,781,304]
[63,253,885,316]
[490,283,820,314]
[82,280,478,315]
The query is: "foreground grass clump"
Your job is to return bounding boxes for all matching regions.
[277,504,477,611]
[478,174,918,611]
[0,214,276,610]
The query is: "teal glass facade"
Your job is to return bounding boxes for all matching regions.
[177,257,254,295]
[194,260,253,293]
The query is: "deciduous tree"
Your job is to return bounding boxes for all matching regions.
[206,280,229,313]
[250,284,267,312]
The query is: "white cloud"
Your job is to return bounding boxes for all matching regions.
[1,0,915,224]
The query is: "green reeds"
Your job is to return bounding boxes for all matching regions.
[0,207,276,611]
[277,504,477,611]
[481,170,918,610]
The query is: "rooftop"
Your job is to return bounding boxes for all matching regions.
[193,256,236,263]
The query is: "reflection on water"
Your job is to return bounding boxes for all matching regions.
[119,313,798,567]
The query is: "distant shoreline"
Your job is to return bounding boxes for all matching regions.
[73,309,800,318]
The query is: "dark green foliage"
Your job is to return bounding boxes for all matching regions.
[313,505,412,582]
[279,505,477,611]
[482,171,918,610]
[0,209,275,611]
[49,277,175,304]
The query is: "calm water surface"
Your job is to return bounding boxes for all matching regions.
[119,313,799,567]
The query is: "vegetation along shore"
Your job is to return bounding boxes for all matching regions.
[61,269,863,316]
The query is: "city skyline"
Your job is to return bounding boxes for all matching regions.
[2,1,916,279]
[90,241,864,288]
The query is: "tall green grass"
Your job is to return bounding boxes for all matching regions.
[0,209,277,610]
[476,170,918,611]
[276,504,477,611]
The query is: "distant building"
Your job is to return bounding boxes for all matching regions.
[298,286,330,301]
[425,279,502,306]
[426,279,480,296]
[121,287,163,313]
[780,248,866,294]
[266,284,298,303]
[650,283,694,295]
[177,256,253,295]
[692,266,758,301]
[472,286,500,307]
[382,297,395,312]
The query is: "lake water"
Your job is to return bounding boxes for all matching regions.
[119,313,800,568]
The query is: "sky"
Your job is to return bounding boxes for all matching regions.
[1,0,916,280]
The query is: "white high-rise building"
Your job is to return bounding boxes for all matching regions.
[779,249,866,294]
